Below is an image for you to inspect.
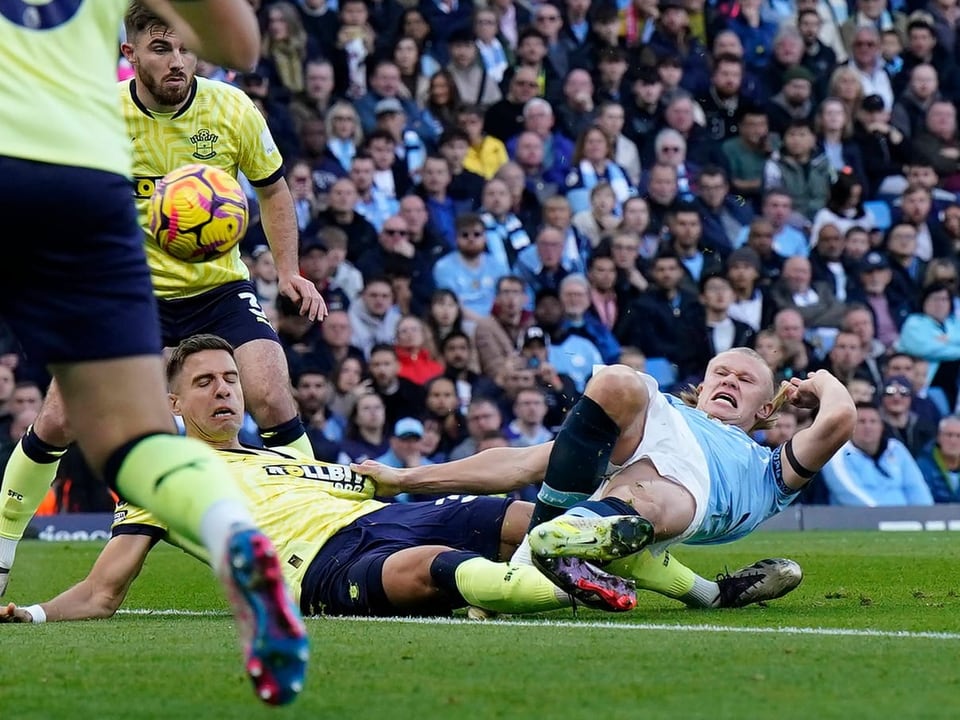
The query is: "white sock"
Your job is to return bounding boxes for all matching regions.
[0,536,17,568]
[510,536,533,566]
[681,575,721,608]
[198,499,256,573]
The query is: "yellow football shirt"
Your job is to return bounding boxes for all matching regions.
[120,76,284,298]
[112,447,385,603]
[0,0,130,175]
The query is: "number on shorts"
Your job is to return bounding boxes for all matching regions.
[237,291,270,325]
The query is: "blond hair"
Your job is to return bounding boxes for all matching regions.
[678,348,791,432]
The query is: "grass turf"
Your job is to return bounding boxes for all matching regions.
[1,531,959,720]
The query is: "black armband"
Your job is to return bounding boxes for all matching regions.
[784,438,816,479]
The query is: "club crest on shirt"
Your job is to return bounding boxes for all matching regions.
[190,128,219,160]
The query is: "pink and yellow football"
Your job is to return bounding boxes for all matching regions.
[148,163,248,263]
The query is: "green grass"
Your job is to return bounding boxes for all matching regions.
[2,532,960,720]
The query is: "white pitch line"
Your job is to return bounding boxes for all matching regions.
[116,609,960,640]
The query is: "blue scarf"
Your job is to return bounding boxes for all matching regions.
[578,160,632,209]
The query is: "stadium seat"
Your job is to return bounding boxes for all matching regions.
[864,200,892,230]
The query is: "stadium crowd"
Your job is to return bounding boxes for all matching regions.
[6,0,960,509]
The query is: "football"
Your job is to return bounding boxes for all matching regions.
[148,163,248,263]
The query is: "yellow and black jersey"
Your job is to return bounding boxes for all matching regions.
[120,76,283,298]
[113,446,384,602]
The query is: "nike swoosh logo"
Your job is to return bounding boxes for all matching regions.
[154,460,206,490]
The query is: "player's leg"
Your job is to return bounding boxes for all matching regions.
[232,338,311,457]
[527,365,651,528]
[0,379,71,594]
[4,164,306,705]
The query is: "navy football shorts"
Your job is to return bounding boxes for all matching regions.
[301,496,514,617]
[157,279,280,349]
[0,157,162,365]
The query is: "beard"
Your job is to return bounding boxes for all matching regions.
[143,72,191,107]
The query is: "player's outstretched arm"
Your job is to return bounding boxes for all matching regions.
[145,0,260,71]
[781,370,857,491]
[257,180,327,322]
[353,442,553,496]
[0,534,154,623]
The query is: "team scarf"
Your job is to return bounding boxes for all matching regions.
[578,160,632,207]
[481,211,531,268]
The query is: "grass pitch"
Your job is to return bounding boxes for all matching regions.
[1,531,959,720]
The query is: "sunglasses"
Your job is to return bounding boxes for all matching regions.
[883,386,911,397]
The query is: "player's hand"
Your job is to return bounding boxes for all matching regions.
[784,371,829,409]
[0,602,33,623]
[350,460,405,496]
[279,273,328,322]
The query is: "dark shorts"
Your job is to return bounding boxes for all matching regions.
[157,279,280,349]
[0,158,162,365]
[301,495,514,617]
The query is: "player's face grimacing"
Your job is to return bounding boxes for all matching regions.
[126,27,197,108]
[169,350,245,444]
[697,351,775,431]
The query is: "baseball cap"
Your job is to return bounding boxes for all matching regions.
[393,417,425,439]
[375,98,404,116]
[520,325,549,349]
[859,251,889,273]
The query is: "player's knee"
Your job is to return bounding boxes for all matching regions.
[33,405,73,448]
[247,382,297,426]
[585,365,648,421]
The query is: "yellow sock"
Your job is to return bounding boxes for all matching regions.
[282,431,314,459]
[608,550,696,599]
[112,434,253,558]
[0,440,62,542]
[454,558,568,614]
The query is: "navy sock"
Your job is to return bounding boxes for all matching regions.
[429,550,480,606]
[258,416,306,447]
[566,497,640,518]
[528,396,620,529]
[21,426,68,464]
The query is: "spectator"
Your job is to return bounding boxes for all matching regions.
[480,177,532,268]
[845,24,896,110]
[473,275,534,383]
[393,35,432,106]
[394,315,444,386]
[735,190,810,259]
[416,155,458,250]
[432,213,509,320]
[849,250,911,350]
[815,329,874,385]
[337,391,389,464]
[446,29,502,108]
[374,417,433,483]
[348,276,402,358]
[557,273,620,366]
[820,402,934,506]
[514,225,581,305]
[763,119,832,222]
[916,414,960,503]
[721,102,771,209]
[315,177,378,263]
[767,66,816,142]
[770,255,848,346]
[912,99,960,193]
[595,100,641,185]
[879,373,937,456]
[438,128,486,214]
[897,282,960,408]
[809,223,856,304]
[891,62,942,141]
[421,375,467,460]
[616,248,704,383]
[484,66,542,143]
[368,343,427,426]
[504,386,554,447]
[726,246,777,332]
[809,169,877,243]
[853,93,909,198]
[448,396,503,460]
[695,272,757,377]
[695,165,753,255]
